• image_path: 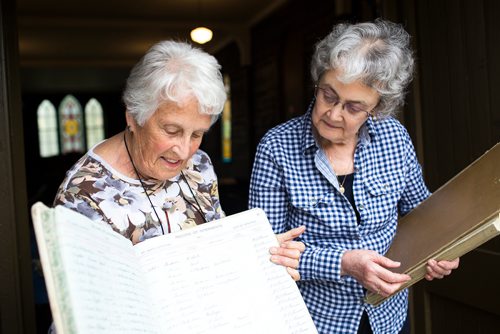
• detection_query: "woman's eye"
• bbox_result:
[324,93,338,104]
[166,129,180,136]
[346,104,366,114]
[192,133,203,139]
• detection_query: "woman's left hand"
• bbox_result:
[270,226,306,281]
[425,257,460,280]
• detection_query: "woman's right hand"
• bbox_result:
[341,249,411,297]
[270,226,306,281]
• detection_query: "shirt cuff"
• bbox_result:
[298,246,346,282]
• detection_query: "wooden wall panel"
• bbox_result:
[416,0,457,190]
[485,0,500,147]
[416,0,499,191]
[412,0,500,332]
[426,249,500,317]
[0,0,36,333]
[429,293,500,333]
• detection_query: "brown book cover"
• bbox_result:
[365,143,500,306]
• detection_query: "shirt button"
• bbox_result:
[358,204,365,210]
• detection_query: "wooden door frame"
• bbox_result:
[0,0,36,333]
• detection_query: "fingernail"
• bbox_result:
[269,247,278,254]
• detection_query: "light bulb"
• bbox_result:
[190,27,213,44]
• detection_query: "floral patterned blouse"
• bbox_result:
[54,148,225,244]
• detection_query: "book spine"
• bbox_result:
[365,214,500,306]
[33,204,77,333]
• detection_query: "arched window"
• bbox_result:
[37,100,59,157]
[84,98,105,149]
[59,95,84,154]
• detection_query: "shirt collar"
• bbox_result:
[359,115,377,146]
[300,100,318,154]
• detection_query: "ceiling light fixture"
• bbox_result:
[190,27,213,44]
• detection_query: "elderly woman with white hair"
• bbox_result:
[54,41,304,277]
[249,19,459,333]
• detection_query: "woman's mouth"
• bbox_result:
[162,157,182,167]
[323,120,342,129]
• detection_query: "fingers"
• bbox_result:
[377,268,411,284]
[271,227,306,282]
[374,255,405,270]
[371,255,411,283]
[371,276,410,297]
[342,250,411,297]
[269,246,302,281]
[442,257,460,269]
[270,251,301,281]
[276,225,306,243]
[425,258,459,281]
[270,246,301,268]
[281,240,306,253]
[286,267,301,281]
[272,227,306,268]
[371,268,411,297]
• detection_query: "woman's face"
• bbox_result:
[312,69,379,146]
[127,98,212,181]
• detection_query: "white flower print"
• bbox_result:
[54,149,224,241]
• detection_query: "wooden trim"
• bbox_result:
[0,0,36,332]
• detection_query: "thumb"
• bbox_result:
[276,225,306,243]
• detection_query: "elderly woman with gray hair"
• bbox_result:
[249,19,459,333]
[53,40,304,301]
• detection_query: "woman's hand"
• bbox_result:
[341,249,411,297]
[270,226,306,281]
[425,258,460,280]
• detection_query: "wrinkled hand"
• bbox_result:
[341,249,411,297]
[270,226,306,281]
[425,258,460,281]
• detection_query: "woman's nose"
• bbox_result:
[172,136,191,159]
[326,102,344,119]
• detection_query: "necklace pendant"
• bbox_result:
[339,184,345,194]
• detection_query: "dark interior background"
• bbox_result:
[1,0,499,333]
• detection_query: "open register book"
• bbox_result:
[365,143,500,306]
[32,203,318,334]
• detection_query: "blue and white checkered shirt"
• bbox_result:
[249,105,430,334]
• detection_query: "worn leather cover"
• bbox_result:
[366,142,500,305]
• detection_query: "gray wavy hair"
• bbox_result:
[123,41,227,126]
[311,19,414,118]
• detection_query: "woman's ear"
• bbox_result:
[125,112,136,133]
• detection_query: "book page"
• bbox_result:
[33,203,160,334]
[134,208,317,334]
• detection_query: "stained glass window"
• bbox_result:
[37,100,59,157]
[85,98,105,149]
[59,94,84,154]
[222,74,232,163]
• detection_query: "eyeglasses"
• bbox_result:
[314,85,375,117]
